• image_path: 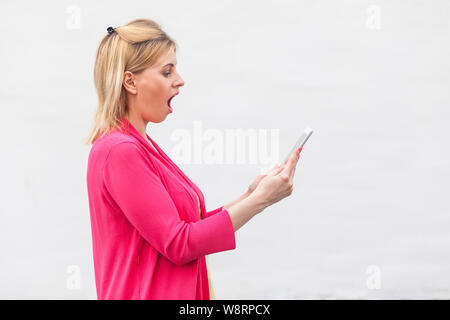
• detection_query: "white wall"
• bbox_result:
[0,0,449,299]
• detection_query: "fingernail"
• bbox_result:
[297,147,302,152]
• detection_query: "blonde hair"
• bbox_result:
[85,18,177,145]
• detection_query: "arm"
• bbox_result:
[223,190,251,211]
[204,193,265,232]
[204,190,251,219]
[226,193,266,232]
[103,142,236,265]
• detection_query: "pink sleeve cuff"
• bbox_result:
[189,208,236,260]
[204,206,225,219]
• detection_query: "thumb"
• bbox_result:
[273,166,284,175]
[265,163,278,171]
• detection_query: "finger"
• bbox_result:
[282,147,303,165]
[266,165,278,175]
[267,164,280,174]
[273,166,284,175]
[290,147,303,180]
[281,147,302,178]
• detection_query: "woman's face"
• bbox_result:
[123,47,184,123]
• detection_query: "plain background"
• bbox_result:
[0,0,449,299]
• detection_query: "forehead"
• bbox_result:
[155,48,177,68]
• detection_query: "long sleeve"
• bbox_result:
[102,142,236,266]
[204,206,225,219]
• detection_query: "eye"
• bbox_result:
[163,71,171,77]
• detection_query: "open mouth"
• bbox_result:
[167,93,178,113]
[167,97,173,113]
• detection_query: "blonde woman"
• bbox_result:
[86,18,303,300]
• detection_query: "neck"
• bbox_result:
[125,112,148,141]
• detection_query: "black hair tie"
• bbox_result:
[107,27,115,35]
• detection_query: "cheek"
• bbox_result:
[139,79,165,104]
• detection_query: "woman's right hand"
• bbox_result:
[250,147,303,209]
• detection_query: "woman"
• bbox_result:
[85,18,302,300]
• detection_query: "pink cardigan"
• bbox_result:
[86,117,236,299]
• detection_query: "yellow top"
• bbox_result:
[195,193,215,300]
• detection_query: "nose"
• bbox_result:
[174,73,185,88]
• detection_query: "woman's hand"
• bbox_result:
[250,147,302,209]
[247,164,285,194]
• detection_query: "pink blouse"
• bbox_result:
[86,117,236,299]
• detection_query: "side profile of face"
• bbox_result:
[123,47,184,124]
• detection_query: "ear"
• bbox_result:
[123,71,137,95]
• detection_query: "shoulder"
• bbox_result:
[94,131,136,151]
[103,135,156,171]
[91,131,141,156]
[89,131,146,167]
[101,140,161,185]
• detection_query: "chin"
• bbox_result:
[146,114,168,123]
[153,116,168,123]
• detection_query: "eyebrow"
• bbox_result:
[162,63,176,68]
